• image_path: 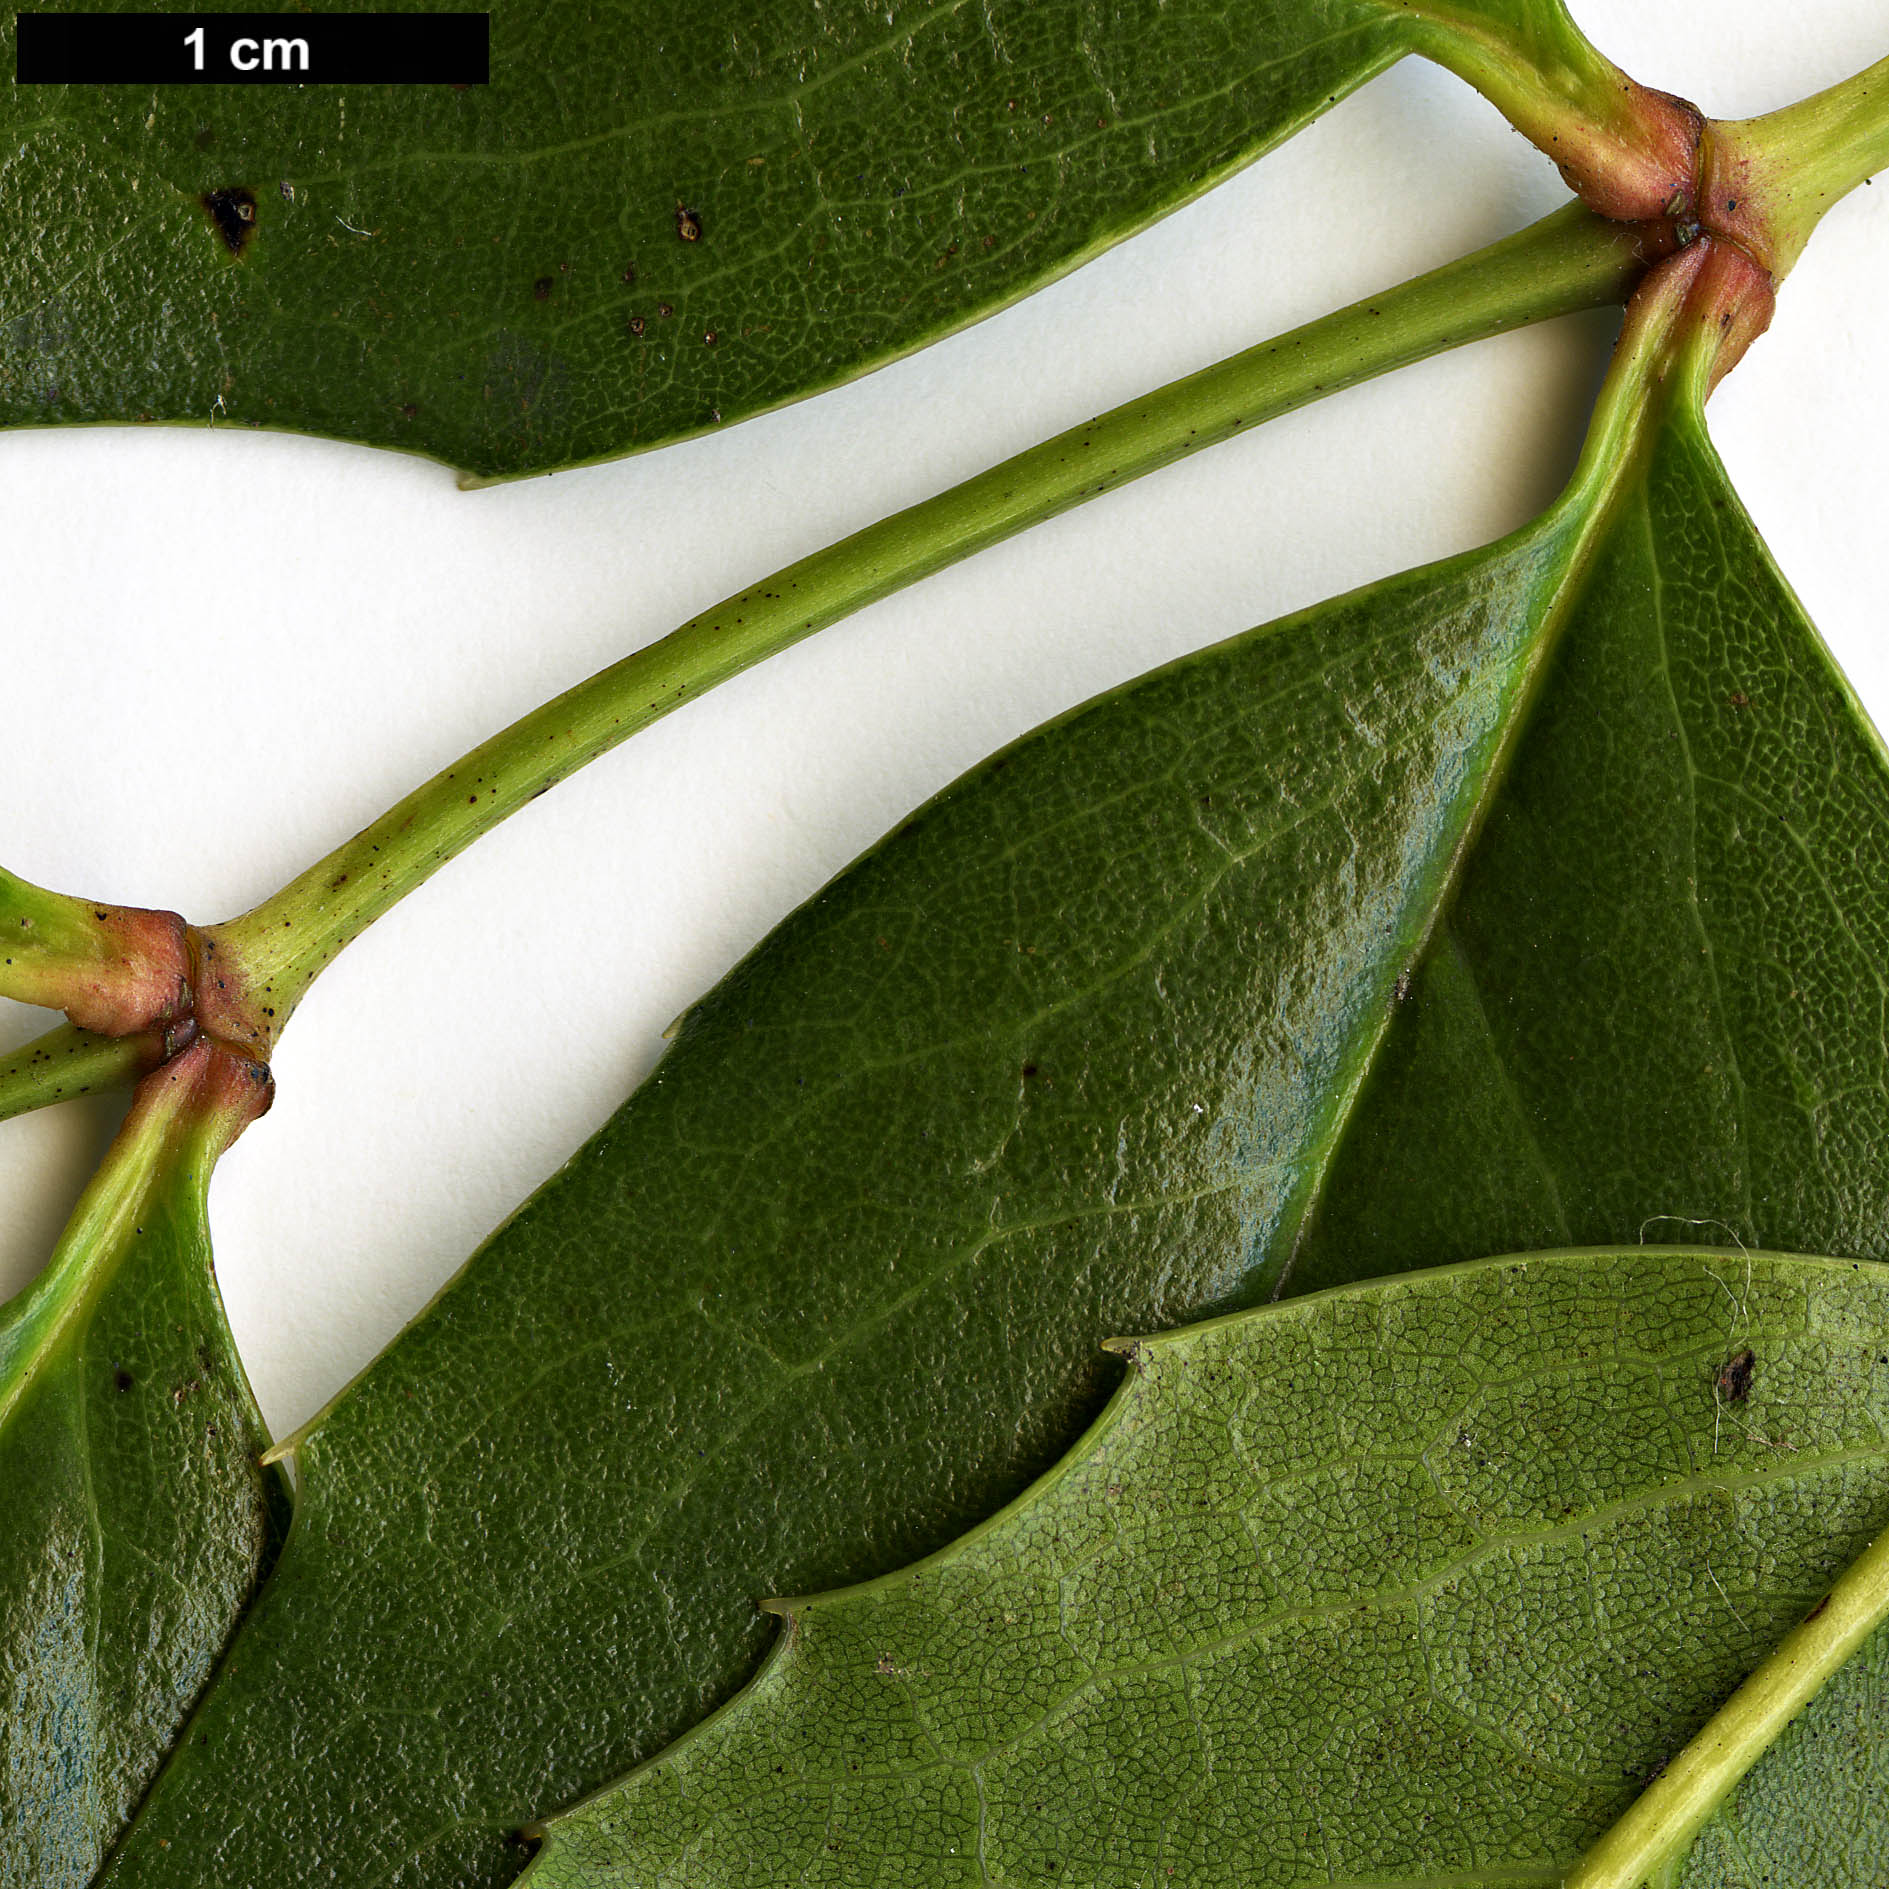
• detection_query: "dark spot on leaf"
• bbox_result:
[628,316,646,336]
[675,204,703,242]
[657,302,673,319]
[1728,690,1750,708]
[1022,1064,1039,1078]
[278,180,293,201]
[621,262,637,285]
[115,1368,135,1394]
[1717,1348,1756,1403]
[703,330,717,346]
[202,187,258,256]
[400,402,418,421]
[533,276,553,301]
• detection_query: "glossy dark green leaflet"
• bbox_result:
[519,1248,1889,1888]
[0,0,1593,479]
[0,1045,282,1889]
[100,295,1682,1888]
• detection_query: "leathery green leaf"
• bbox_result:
[1278,364,1889,1293]
[96,293,1666,1885]
[97,270,1866,1889]
[105,470,1620,1889]
[522,1247,1889,1888]
[0,0,1613,480]
[1667,1620,1889,1888]
[0,1043,282,1889]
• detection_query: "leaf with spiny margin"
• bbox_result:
[520,1248,1889,1888]
[103,341,1889,1888]
[99,441,1612,1889]
[0,0,1586,479]
[0,1045,283,1889]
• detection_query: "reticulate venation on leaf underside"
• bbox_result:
[2,2,1888,1886]
[93,178,1889,1889]
[524,1248,1889,1888]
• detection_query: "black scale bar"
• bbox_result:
[16,12,489,83]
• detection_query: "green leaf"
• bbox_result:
[0,0,1410,478]
[1670,1620,1889,1888]
[100,270,1875,1889]
[1,0,1653,483]
[105,460,1616,1889]
[0,1044,282,1889]
[517,1247,1889,1888]
[1278,372,1889,1295]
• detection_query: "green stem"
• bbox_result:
[0,1024,160,1125]
[214,203,1649,1046]
[1757,51,1889,191]
[1705,52,1889,277]
[1391,0,1701,224]
[1563,1514,1889,1888]
[0,868,190,1037]
[0,1037,267,1427]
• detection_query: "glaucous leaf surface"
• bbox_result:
[105,339,1889,1885]
[1671,1619,1889,1887]
[0,0,1585,479]
[0,1047,282,1889]
[523,1248,1889,1888]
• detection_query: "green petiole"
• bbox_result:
[207,203,1647,1048]
[1564,1514,1889,1888]
[0,1023,166,1126]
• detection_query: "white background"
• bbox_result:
[3,0,1886,1440]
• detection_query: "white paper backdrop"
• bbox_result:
[3,0,1886,1437]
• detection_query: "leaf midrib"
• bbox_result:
[605,1425,1859,1879]
[1273,378,1681,1295]
[246,15,1393,193]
